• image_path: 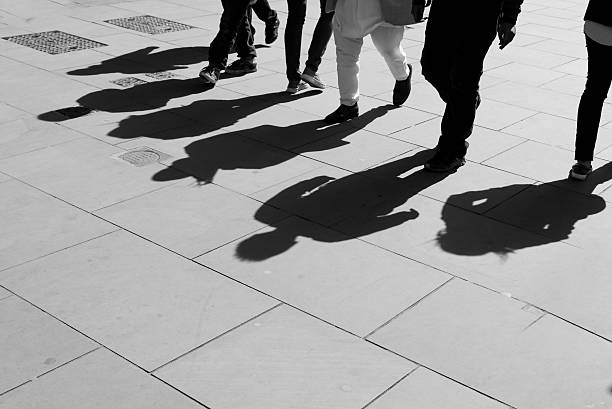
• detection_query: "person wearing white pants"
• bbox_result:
[324,0,413,124]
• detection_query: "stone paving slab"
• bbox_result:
[368,367,509,409]
[95,179,288,258]
[0,348,205,409]
[2,0,612,407]
[0,295,97,394]
[0,179,117,272]
[1,230,278,371]
[155,305,415,409]
[369,279,612,409]
[197,216,451,337]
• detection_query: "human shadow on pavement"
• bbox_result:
[66,46,209,76]
[152,104,397,184]
[38,78,212,121]
[104,89,321,140]
[437,162,612,257]
[235,149,453,261]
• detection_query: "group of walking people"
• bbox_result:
[199,0,612,181]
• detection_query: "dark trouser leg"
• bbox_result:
[251,0,277,23]
[209,0,253,69]
[235,7,257,61]
[575,36,612,161]
[304,0,333,73]
[285,0,307,81]
[425,35,494,155]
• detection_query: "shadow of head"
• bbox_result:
[436,176,610,257]
[235,229,298,261]
[67,46,209,76]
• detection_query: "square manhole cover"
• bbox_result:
[104,15,195,34]
[115,147,172,167]
[110,77,149,87]
[2,31,107,54]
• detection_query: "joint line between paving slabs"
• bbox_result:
[150,374,213,409]
[149,303,284,373]
[364,338,516,408]
[0,229,120,274]
[35,347,102,380]
[360,365,420,409]
[0,380,32,397]
[363,277,455,339]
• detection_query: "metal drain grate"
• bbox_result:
[116,147,172,167]
[110,77,149,87]
[2,31,107,54]
[145,71,176,80]
[104,15,195,34]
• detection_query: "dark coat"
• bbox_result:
[585,0,612,27]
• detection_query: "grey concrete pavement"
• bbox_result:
[1,0,612,408]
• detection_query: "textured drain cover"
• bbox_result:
[116,147,171,167]
[2,31,107,54]
[110,77,149,87]
[104,15,195,34]
[145,71,176,80]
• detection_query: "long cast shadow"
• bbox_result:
[38,78,212,120]
[104,89,322,140]
[152,104,397,184]
[235,149,453,261]
[437,162,612,256]
[66,46,209,76]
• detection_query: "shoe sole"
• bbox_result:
[323,112,358,124]
[286,82,309,94]
[424,157,466,173]
[569,170,589,180]
[199,73,217,84]
[301,74,325,89]
[225,67,257,75]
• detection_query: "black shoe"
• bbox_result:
[569,162,592,181]
[225,58,257,75]
[424,147,467,172]
[199,66,221,84]
[265,16,280,44]
[393,63,412,106]
[324,103,359,124]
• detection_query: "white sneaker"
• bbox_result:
[301,72,325,89]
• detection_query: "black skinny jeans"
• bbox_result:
[235,0,278,61]
[285,0,333,81]
[575,35,612,161]
[209,0,252,69]
[421,1,499,156]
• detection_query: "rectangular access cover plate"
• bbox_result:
[2,31,107,54]
[104,15,195,34]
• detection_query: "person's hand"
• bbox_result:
[497,21,516,49]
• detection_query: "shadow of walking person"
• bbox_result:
[437,162,612,257]
[38,78,212,121]
[235,149,454,261]
[66,46,209,76]
[105,89,321,140]
[152,105,396,184]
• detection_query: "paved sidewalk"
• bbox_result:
[1,0,612,408]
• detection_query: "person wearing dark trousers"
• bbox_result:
[226,0,280,76]
[421,0,522,172]
[570,0,612,180]
[199,0,255,85]
[251,0,280,45]
[284,0,334,93]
